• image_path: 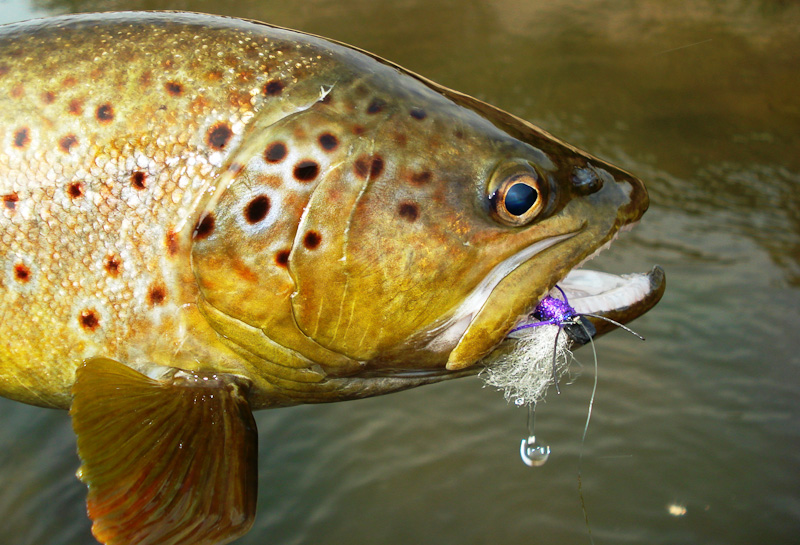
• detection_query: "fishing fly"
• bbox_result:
[483,284,647,543]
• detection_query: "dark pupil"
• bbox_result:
[505,183,538,216]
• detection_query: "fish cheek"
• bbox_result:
[291,167,485,362]
[191,173,296,330]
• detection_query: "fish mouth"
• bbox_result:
[516,265,666,346]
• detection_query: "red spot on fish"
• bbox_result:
[275,249,290,267]
[59,135,78,153]
[206,70,223,81]
[193,214,215,240]
[79,309,100,331]
[166,232,180,256]
[62,76,77,88]
[13,264,30,283]
[139,70,152,87]
[42,91,56,104]
[367,98,386,114]
[264,79,285,96]
[13,127,29,149]
[104,255,122,277]
[131,171,147,190]
[294,161,319,182]
[393,132,408,147]
[3,193,18,210]
[207,123,233,150]
[162,58,175,70]
[165,81,183,96]
[96,103,114,123]
[148,284,167,306]
[264,142,287,163]
[398,202,420,222]
[352,125,366,136]
[245,195,270,223]
[410,170,432,185]
[410,107,427,120]
[303,231,322,250]
[67,182,84,199]
[354,155,384,179]
[68,99,83,115]
[318,133,338,151]
[10,85,24,99]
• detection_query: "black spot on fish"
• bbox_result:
[165,81,183,96]
[96,103,114,123]
[303,231,322,250]
[59,135,78,153]
[354,155,384,179]
[131,171,147,190]
[318,133,338,151]
[410,170,432,185]
[67,182,84,199]
[193,214,215,240]
[13,264,30,283]
[3,193,18,210]
[264,79,285,96]
[13,127,29,149]
[275,249,290,267]
[294,161,319,182]
[148,284,167,306]
[245,195,270,223]
[410,107,427,120]
[42,91,55,104]
[79,309,100,331]
[104,255,122,277]
[398,202,420,222]
[265,142,287,163]
[367,98,386,114]
[207,123,233,150]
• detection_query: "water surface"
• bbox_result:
[1,1,798,544]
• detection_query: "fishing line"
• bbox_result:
[577,320,598,545]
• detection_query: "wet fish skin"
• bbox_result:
[0,12,647,411]
[0,13,657,544]
[0,13,345,408]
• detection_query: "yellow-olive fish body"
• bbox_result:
[0,12,663,545]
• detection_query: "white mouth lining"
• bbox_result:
[425,232,577,352]
[558,269,653,315]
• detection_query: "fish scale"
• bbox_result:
[0,14,339,408]
[0,12,661,545]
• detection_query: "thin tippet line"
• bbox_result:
[577,320,598,545]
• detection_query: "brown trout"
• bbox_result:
[0,11,664,545]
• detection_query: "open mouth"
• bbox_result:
[509,265,666,346]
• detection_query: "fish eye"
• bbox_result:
[488,161,547,226]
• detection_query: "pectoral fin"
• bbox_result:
[70,357,258,545]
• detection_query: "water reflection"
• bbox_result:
[0,1,798,544]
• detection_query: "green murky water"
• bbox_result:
[1,1,798,544]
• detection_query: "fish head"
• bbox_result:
[191,58,657,404]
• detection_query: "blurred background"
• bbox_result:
[0,1,798,544]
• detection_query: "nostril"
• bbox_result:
[571,166,603,195]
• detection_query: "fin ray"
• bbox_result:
[71,357,258,545]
